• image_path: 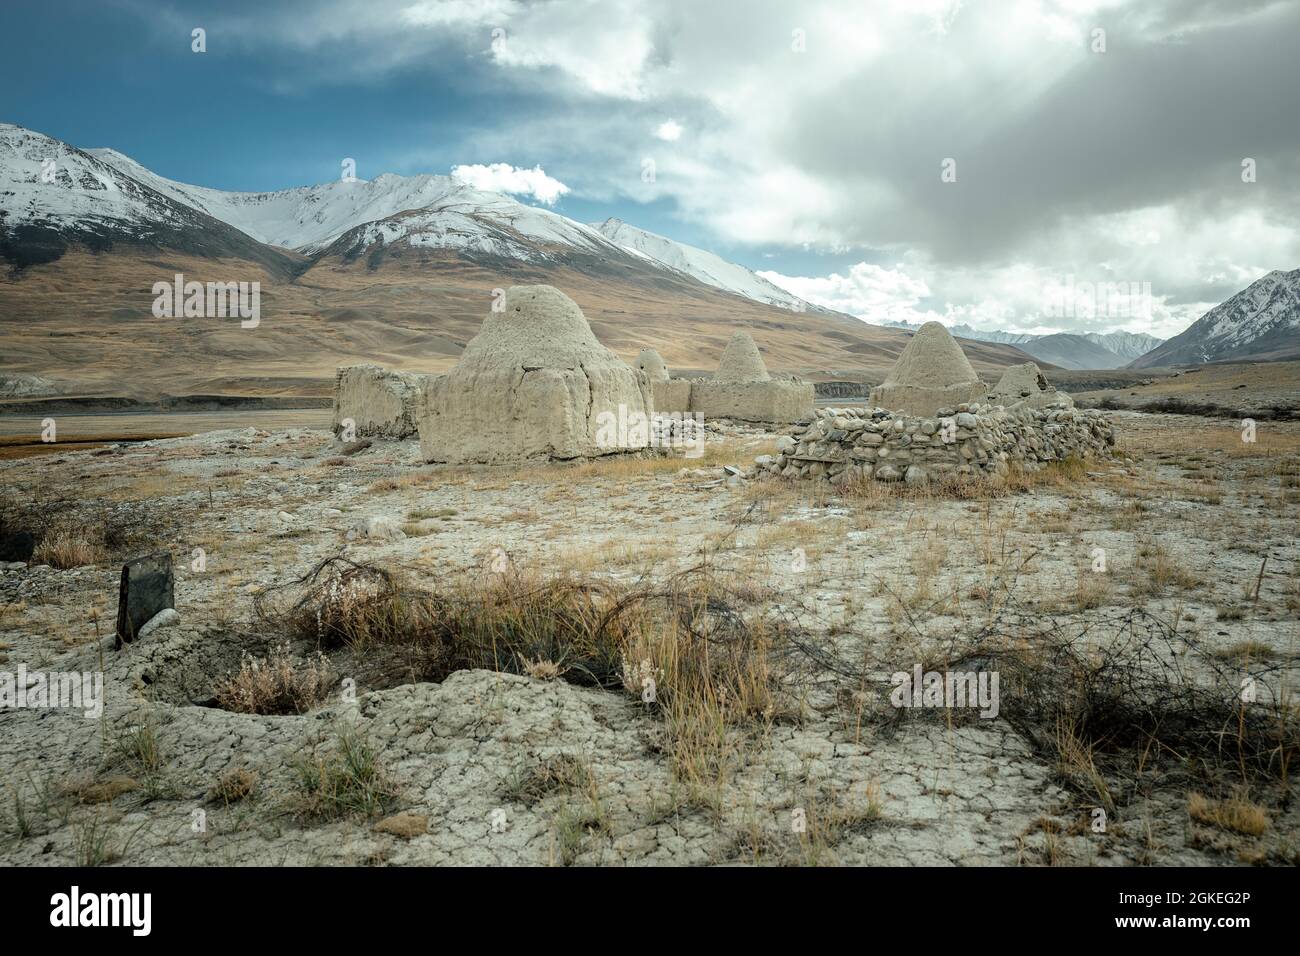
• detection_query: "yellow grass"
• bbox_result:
[1187,791,1269,836]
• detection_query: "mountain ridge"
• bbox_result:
[4,124,827,315]
[1128,269,1300,368]
[879,318,1163,369]
[0,123,1084,397]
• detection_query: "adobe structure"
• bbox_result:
[688,331,814,424]
[635,348,692,413]
[988,361,1074,409]
[332,364,426,439]
[416,285,654,464]
[869,321,987,416]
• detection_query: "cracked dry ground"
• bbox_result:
[1,410,1297,866]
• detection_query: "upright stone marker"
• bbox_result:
[115,552,174,649]
[0,530,35,562]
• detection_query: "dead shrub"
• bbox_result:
[922,599,1300,796]
[256,557,789,783]
[213,643,334,715]
[211,768,258,803]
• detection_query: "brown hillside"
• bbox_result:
[0,245,1045,399]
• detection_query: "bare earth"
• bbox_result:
[0,249,1045,400]
[0,410,1297,866]
[1073,360,1300,420]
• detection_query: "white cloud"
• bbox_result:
[400,0,517,28]
[655,120,683,141]
[138,0,1300,339]
[759,263,932,324]
[450,162,570,204]
[483,0,655,99]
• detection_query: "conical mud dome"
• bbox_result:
[459,285,612,370]
[714,331,770,382]
[636,348,670,382]
[882,321,978,388]
[870,321,987,415]
[418,285,653,463]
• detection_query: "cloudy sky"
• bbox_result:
[5,0,1299,337]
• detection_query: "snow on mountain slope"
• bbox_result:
[594,218,816,311]
[0,123,297,272]
[1130,269,1300,368]
[87,148,615,258]
[1080,331,1163,362]
[880,320,1164,366]
[4,124,838,312]
[1,124,208,236]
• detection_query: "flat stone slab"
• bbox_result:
[115,552,174,649]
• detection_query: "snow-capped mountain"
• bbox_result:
[879,319,1162,369]
[594,218,816,312]
[1081,331,1163,363]
[0,124,820,313]
[881,320,1034,346]
[1129,269,1300,368]
[0,123,294,272]
[87,146,619,260]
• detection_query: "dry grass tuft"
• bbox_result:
[502,754,596,806]
[258,557,788,784]
[211,768,258,804]
[32,524,105,569]
[294,727,399,821]
[213,643,334,715]
[66,776,139,805]
[1188,791,1269,836]
[374,811,427,839]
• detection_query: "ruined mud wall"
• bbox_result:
[689,377,814,425]
[653,378,694,414]
[332,365,430,439]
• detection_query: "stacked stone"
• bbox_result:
[756,402,1116,487]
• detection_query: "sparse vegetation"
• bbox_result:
[1188,791,1269,836]
[6,399,1299,868]
[211,768,258,804]
[293,728,399,821]
[32,523,105,568]
[213,643,335,715]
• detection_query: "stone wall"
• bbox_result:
[757,401,1116,487]
[332,365,429,439]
